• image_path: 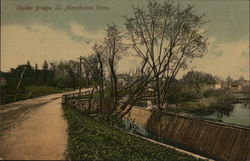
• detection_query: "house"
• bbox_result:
[231,81,242,91]
[117,73,132,85]
[0,77,6,86]
[214,81,222,89]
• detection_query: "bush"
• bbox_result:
[167,85,201,103]
[240,85,250,95]
[25,85,70,98]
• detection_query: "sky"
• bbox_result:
[1,0,249,80]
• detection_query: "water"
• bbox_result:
[203,102,250,127]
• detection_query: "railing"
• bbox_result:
[62,89,96,103]
[61,88,158,115]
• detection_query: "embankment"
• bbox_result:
[125,107,250,161]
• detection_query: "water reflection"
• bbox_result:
[135,99,250,127]
[203,102,250,127]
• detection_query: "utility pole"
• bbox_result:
[77,56,83,93]
[17,67,27,90]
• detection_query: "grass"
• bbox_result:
[62,105,201,161]
[25,85,72,98]
[0,86,73,104]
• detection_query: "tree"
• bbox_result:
[35,64,38,70]
[239,76,245,82]
[225,75,233,88]
[125,1,208,113]
[93,43,106,112]
[27,60,31,68]
[104,24,126,112]
[64,60,80,90]
[181,71,216,93]
[42,60,49,70]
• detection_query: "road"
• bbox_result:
[0,89,89,160]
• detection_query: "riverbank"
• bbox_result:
[62,104,202,161]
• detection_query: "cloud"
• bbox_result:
[189,40,249,79]
[2,24,249,80]
[1,24,95,71]
[69,23,105,42]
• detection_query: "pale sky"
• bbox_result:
[1,0,249,80]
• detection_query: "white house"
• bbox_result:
[0,77,6,86]
[214,81,222,89]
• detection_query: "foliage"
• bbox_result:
[25,85,71,98]
[62,105,200,161]
[166,80,201,103]
[240,85,250,96]
[42,60,49,70]
[167,88,234,116]
[181,71,216,93]
[3,64,55,95]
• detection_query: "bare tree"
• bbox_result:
[93,43,107,113]
[104,24,126,112]
[64,60,80,90]
[125,1,208,113]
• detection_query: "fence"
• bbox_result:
[62,90,93,104]
[62,90,118,114]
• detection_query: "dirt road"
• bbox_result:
[0,89,90,160]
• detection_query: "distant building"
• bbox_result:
[117,74,132,85]
[231,81,242,91]
[0,77,6,86]
[214,81,222,89]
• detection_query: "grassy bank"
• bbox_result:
[25,85,72,98]
[0,86,72,104]
[62,105,201,161]
[166,89,235,116]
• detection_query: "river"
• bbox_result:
[202,101,250,127]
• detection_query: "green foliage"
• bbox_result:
[240,85,250,96]
[42,60,49,70]
[25,85,61,98]
[177,101,212,115]
[166,81,201,103]
[101,114,125,128]
[2,60,82,97]
[181,71,216,94]
[167,88,234,116]
[62,105,200,161]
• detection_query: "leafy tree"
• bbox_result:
[225,75,233,88]
[64,60,79,90]
[42,60,49,70]
[27,60,31,68]
[181,71,216,93]
[35,64,38,70]
[239,76,245,82]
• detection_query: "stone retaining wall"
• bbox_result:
[125,107,250,161]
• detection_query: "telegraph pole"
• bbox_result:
[77,56,83,93]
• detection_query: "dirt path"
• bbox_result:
[0,89,90,160]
